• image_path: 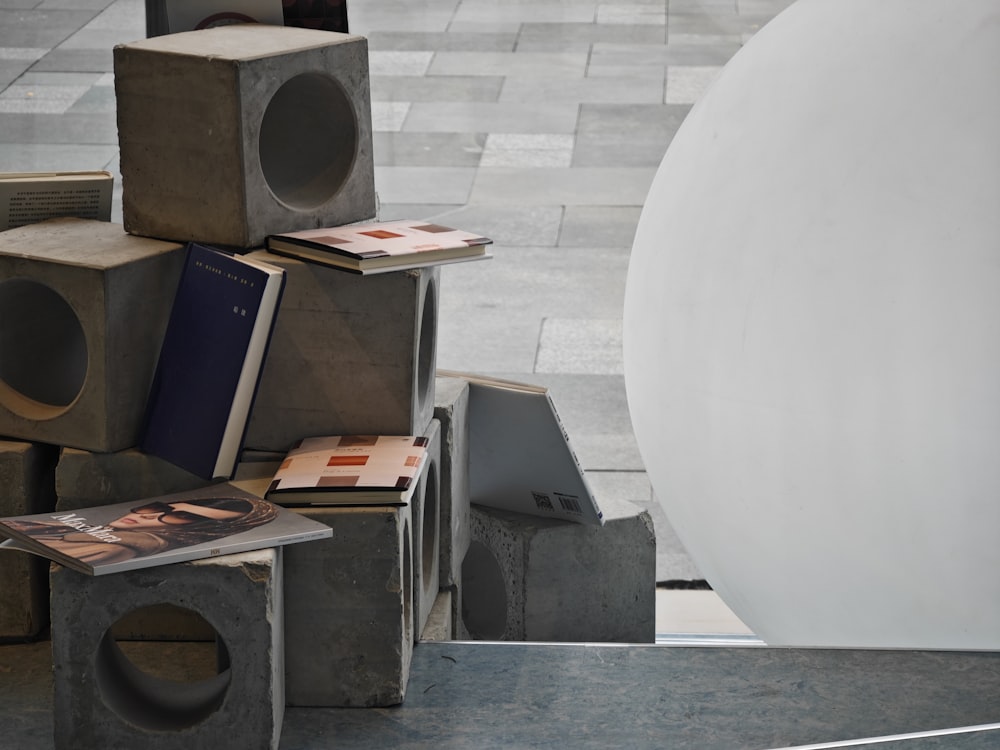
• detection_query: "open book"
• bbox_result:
[0,171,112,230]
[439,370,604,525]
[0,484,331,576]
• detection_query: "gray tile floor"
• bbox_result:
[1,0,802,583]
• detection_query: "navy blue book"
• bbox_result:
[141,243,286,480]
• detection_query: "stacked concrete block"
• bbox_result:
[54,448,218,641]
[464,497,657,643]
[50,548,285,750]
[0,440,58,640]
[55,447,210,512]
[413,418,441,640]
[432,373,472,638]
[0,218,184,452]
[243,251,439,452]
[114,25,376,248]
[283,501,414,707]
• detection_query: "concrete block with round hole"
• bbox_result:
[413,418,441,640]
[0,439,58,640]
[50,547,284,750]
[0,218,185,452]
[463,498,657,643]
[55,447,210,512]
[242,251,439,452]
[114,25,376,248]
[283,500,415,707]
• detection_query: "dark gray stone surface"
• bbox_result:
[3,640,998,750]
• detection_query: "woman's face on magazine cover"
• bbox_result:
[110,501,246,530]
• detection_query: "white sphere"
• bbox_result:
[624,0,1000,648]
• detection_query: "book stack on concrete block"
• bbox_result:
[0,21,657,748]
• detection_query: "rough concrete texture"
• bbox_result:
[0,440,58,640]
[114,26,376,248]
[55,447,210,511]
[420,589,454,642]
[0,218,185,452]
[53,449,250,641]
[284,503,414,707]
[465,497,657,643]
[243,252,438,451]
[50,548,284,750]
[432,374,471,636]
[413,419,441,640]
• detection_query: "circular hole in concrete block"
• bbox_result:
[259,72,358,210]
[420,462,439,598]
[461,540,508,640]
[416,275,437,418]
[96,605,230,731]
[0,278,87,419]
[403,518,413,642]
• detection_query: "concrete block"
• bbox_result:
[420,589,454,642]
[53,448,230,642]
[114,25,376,248]
[51,548,284,750]
[432,374,471,636]
[463,497,657,643]
[284,503,414,707]
[55,447,210,512]
[0,440,58,640]
[0,218,184,452]
[414,418,441,640]
[243,251,439,451]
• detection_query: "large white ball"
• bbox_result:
[624,0,1000,649]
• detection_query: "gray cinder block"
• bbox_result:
[414,419,441,640]
[464,498,657,643]
[114,25,376,248]
[51,548,284,750]
[243,252,439,451]
[0,218,184,452]
[284,503,414,707]
[53,448,235,642]
[55,447,209,512]
[0,440,58,640]
[433,374,471,636]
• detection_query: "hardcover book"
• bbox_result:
[141,243,286,480]
[438,370,604,526]
[265,219,492,275]
[0,171,112,231]
[0,484,332,576]
[265,435,429,505]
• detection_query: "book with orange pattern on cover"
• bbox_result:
[265,219,492,275]
[264,435,429,505]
